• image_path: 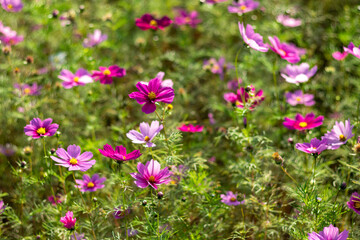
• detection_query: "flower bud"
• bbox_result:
[2,46,11,55]
[157,192,164,200]
[24,146,32,155]
[287,138,294,144]
[340,182,347,190]
[93,197,97,202]
[20,161,26,168]
[50,148,56,154]
[272,152,283,165]
[142,200,147,206]
[52,10,59,18]
[181,197,186,202]
[353,143,360,154]
[26,56,34,64]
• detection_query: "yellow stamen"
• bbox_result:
[73,76,79,82]
[144,136,150,142]
[149,20,157,27]
[296,97,301,102]
[230,197,236,202]
[339,134,346,142]
[103,69,111,75]
[299,122,307,128]
[278,49,286,56]
[7,4,13,9]
[36,127,46,135]
[148,91,156,100]
[69,158,78,165]
[148,176,156,183]
[87,182,94,188]
[240,5,247,10]
[24,88,31,94]
[354,202,360,209]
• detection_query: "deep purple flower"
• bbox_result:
[92,65,126,84]
[228,0,259,14]
[308,224,349,240]
[285,90,315,106]
[14,83,41,96]
[0,24,23,45]
[1,0,23,12]
[332,51,348,61]
[24,118,59,139]
[203,57,234,80]
[58,68,93,89]
[113,205,131,219]
[50,145,96,172]
[268,36,302,63]
[129,76,175,114]
[60,211,76,230]
[75,174,106,192]
[221,191,245,206]
[224,85,265,110]
[347,192,360,215]
[83,29,107,48]
[135,14,172,31]
[276,15,302,27]
[126,121,163,147]
[295,138,328,155]
[99,144,141,162]
[130,159,171,189]
[283,113,323,131]
[322,119,354,150]
[344,42,360,59]
[281,63,317,84]
[0,200,6,214]
[238,22,268,52]
[174,9,201,28]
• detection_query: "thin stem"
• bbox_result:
[272,58,279,108]
[72,172,86,207]
[280,166,298,184]
[155,109,171,153]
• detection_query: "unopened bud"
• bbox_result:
[288,138,294,144]
[272,152,283,165]
[340,182,347,190]
[142,200,147,206]
[157,192,164,200]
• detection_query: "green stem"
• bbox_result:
[155,109,171,154]
[72,172,86,207]
[272,58,279,108]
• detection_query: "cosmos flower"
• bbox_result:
[0,24,23,45]
[24,118,59,139]
[221,191,245,206]
[75,174,106,192]
[347,192,360,215]
[128,76,175,114]
[174,8,201,28]
[60,211,76,230]
[228,0,259,14]
[285,90,315,106]
[130,159,171,189]
[126,121,163,148]
[83,29,107,48]
[238,22,268,52]
[178,124,204,133]
[276,15,302,27]
[224,85,265,110]
[14,83,42,96]
[308,224,349,240]
[113,205,131,219]
[281,63,318,84]
[268,36,302,63]
[48,195,63,206]
[332,51,348,61]
[139,71,174,88]
[205,0,228,4]
[50,145,96,172]
[295,138,328,155]
[92,65,126,84]
[70,233,86,240]
[203,57,234,80]
[344,42,360,59]
[58,68,93,89]
[98,144,141,162]
[135,13,172,31]
[0,200,6,214]
[1,0,23,12]
[322,119,354,150]
[283,113,324,131]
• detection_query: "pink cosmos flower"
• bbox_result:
[295,138,328,155]
[283,113,324,131]
[60,211,76,230]
[130,159,171,189]
[50,145,96,172]
[126,121,163,148]
[135,14,172,31]
[128,76,175,114]
[174,8,201,28]
[208,113,216,125]
[0,24,23,46]
[140,72,173,88]
[281,63,317,84]
[99,144,141,162]
[178,124,204,133]
[91,65,126,84]
[24,118,59,139]
[14,83,42,96]
[276,15,302,27]
[0,200,6,214]
[308,224,349,240]
[221,191,245,206]
[203,57,234,80]
[48,195,62,206]
[268,36,302,63]
[322,119,354,150]
[75,174,106,192]
[228,0,259,14]
[347,192,360,215]
[224,85,264,110]
[238,22,268,52]
[58,68,93,89]
[83,29,107,48]
[332,51,348,61]
[285,90,315,106]
[205,0,228,4]
[344,42,360,59]
[1,0,23,12]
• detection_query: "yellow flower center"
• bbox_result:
[170,180,176,184]
[148,91,157,100]
[354,201,360,209]
[310,147,317,150]
[299,122,307,128]
[7,4,13,9]
[166,104,173,110]
[339,134,346,142]
[87,182,95,188]
[185,17,191,23]
[69,158,78,165]
[24,88,31,94]
[230,197,236,202]
[36,127,46,135]
[122,155,126,160]
[144,136,150,142]
[73,76,79,82]
[148,176,156,183]
[150,20,157,27]
[278,49,286,56]
[296,97,301,102]
[103,69,111,75]
[240,5,247,10]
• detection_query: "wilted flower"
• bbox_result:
[285,90,315,106]
[48,195,62,206]
[295,138,328,155]
[24,118,59,139]
[92,65,126,85]
[308,224,348,240]
[99,144,141,162]
[203,57,234,80]
[220,191,245,206]
[1,0,23,12]
[60,211,76,230]
[224,85,264,110]
[113,205,131,219]
[322,119,354,150]
[276,15,302,27]
[268,36,303,63]
[0,200,6,214]
[58,69,93,89]
[135,13,172,31]
[344,42,360,59]
[130,159,171,189]
[283,113,323,131]
[126,121,163,147]
[83,29,107,48]
[228,0,259,14]
[174,8,201,28]
[347,192,360,215]
[178,124,204,133]
[238,22,268,52]
[75,174,106,192]
[281,63,317,84]
[50,145,96,172]
[332,51,348,61]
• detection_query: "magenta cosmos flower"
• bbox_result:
[322,119,354,150]
[0,25,23,46]
[60,211,76,230]
[220,191,245,206]
[126,121,163,148]
[135,13,172,31]
[205,0,227,4]
[48,195,62,206]
[75,174,106,192]
[281,63,317,84]
[347,192,360,215]
[58,68,93,89]
[24,118,59,139]
[174,9,201,28]
[295,138,328,155]
[285,90,315,106]
[0,200,6,214]
[50,145,96,172]
[308,224,349,240]
[224,85,264,110]
[128,76,175,114]
[203,57,234,80]
[268,36,303,63]
[283,113,324,131]
[130,159,171,189]
[344,42,360,59]
[1,0,23,12]
[228,0,259,14]
[83,29,107,48]
[178,124,204,133]
[332,51,348,61]
[140,72,173,88]
[14,83,41,96]
[99,144,141,162]
[276,15,302,27]
[238,22,268,52]
[92,65,126,84]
